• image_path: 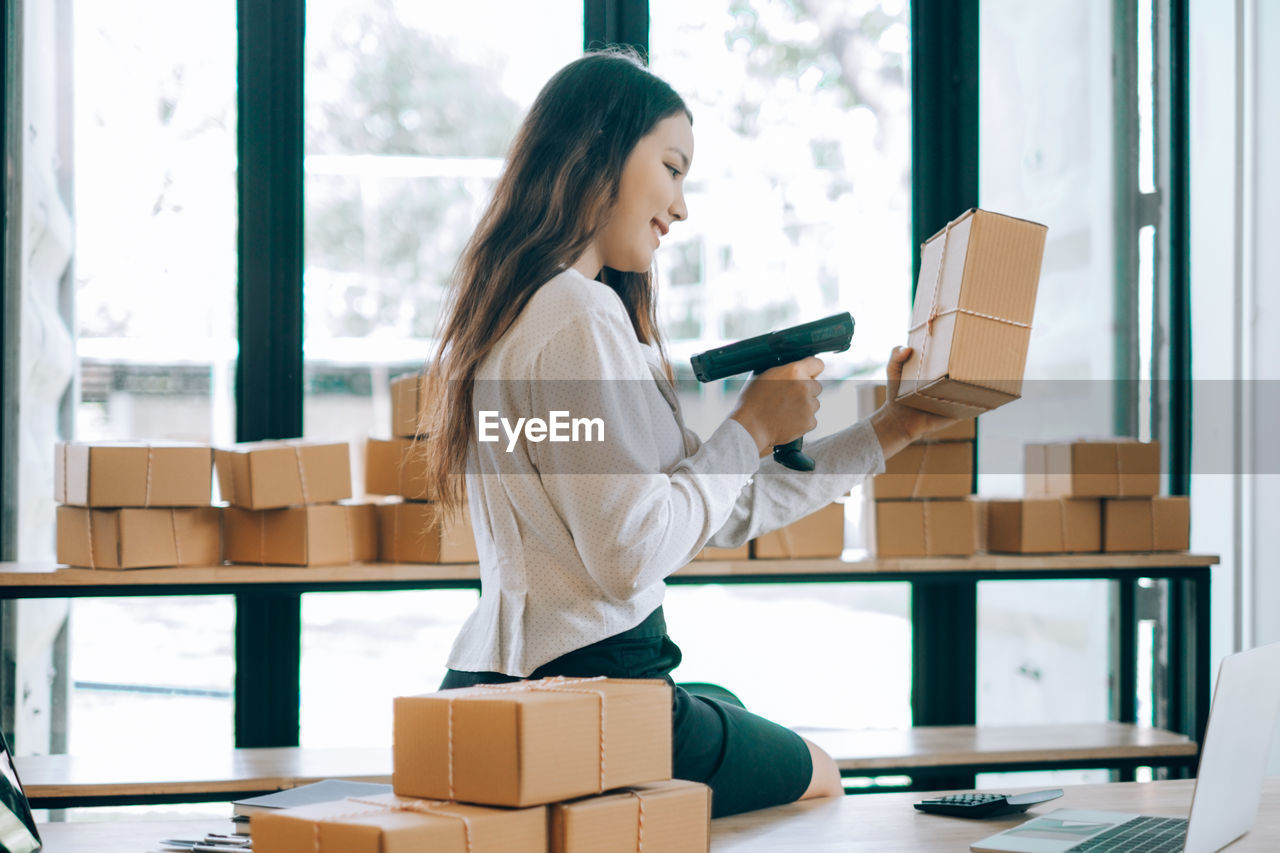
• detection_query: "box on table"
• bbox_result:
[550,780,710,853]
[390,373,431,439]
[855,383,976,442]
[692,543,750,561]
[984,498,1102,554]
[56,506,221,569]
[251,792,546,853]
[897,208,1047,419]
[1103,497,1190,552]
[224,503,377,566]
[1025,439,1160,498]
[394,677,671,808]
[366,437,435,500]
[55,441,212,507]
[750,503,844,559]
[871,498,978,557]
[214,441,352,509]
[871,441,973,500]
[377,500,478,563]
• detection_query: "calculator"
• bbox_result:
[912,788,1064,818]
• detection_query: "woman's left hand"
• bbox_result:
[869,346,965,460]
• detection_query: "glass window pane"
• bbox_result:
[651,0,913,731]
[8,0,237,760]
[299,1,582,747]
[977,1,1117,728]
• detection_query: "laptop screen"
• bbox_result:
[0,732,40,853]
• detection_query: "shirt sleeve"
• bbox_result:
[525,305,762,600]
[694,417,887,549]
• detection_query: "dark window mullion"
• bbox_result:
[585,0,648,56]
[234,0,305,750]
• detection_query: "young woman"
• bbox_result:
[420,49,954,818]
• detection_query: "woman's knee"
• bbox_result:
[798,738,843,801]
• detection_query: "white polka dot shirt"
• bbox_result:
[446,268,886,676]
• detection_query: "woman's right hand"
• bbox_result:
[729,357,825,458]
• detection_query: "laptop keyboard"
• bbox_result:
[1065,815,1188,852]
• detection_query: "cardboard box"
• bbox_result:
[985,498,1102,554]
[750,503,844,559]
[54,441,212,507]
[872,441,973,500]
[872,499,978,557]
[251,792,546,853]
[391,372,430,439]
[692,543,750,561]
[56,506,221,569]
[214,441,352,509]
[224,503,377,566]
[365,438,434,500]
[855,383,976,442]
[898,208,1047,418]
[1103,497,1190,552]
[377,500,478,563]
[550,780,711,853]
[394,677,672,808]
[1025,440,1160,498]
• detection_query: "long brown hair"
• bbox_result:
[420,49,692,523]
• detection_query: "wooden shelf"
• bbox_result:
[0,552,1218,591]
[796,722,1197,772]
[18,746,390,803]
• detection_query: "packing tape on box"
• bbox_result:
[289,797,476,853]
[464,675,611,798]
[907,215,1032,408]
[293,445,311,504]
[80,508,185,570]
[921,503,931,555]
[1056,499,1068,552]
[83,509,96,569]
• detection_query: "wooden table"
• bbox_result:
[35,778,1280,852]
[0,552,1217,769]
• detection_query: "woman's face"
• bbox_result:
[594,113,693,273]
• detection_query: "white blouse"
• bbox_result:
[446,267,885,676]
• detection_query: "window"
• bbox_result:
[650,0,914,730]
[297,0,584,748]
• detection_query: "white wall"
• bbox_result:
[1188,0,1280,770]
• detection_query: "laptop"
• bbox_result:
[971,640,1280,853]
[0,730,40,853]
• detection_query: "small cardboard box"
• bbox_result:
[692,543,750,561]
[750,503,844,559]
[365,438,434,500]
[251,792,546,853]
[224,503,377,566]
[394,678,672,808]
[872,499,977,557]
[1103,497,1190,552]
[377,500,478,563]
[390,373,430,439]
[550,780,711,853]
[54,441,212,507]
[985,498,1102,554]
[214,441,352,509]
[56,506,222,569]
[855,383,977,442]
[872,441,973,500]
[898,208,1047,418]
[1025,440,1160,498]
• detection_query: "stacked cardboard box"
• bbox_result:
[750,502,845,559]
[983,439,1188,553]
[216,440,376,566]
[368,374,479,564]
[252,677,711,853]
[55,441,221,569]
[856,384,979,557]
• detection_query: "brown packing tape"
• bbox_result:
[84,508,95,569]
[294,445,310,504]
